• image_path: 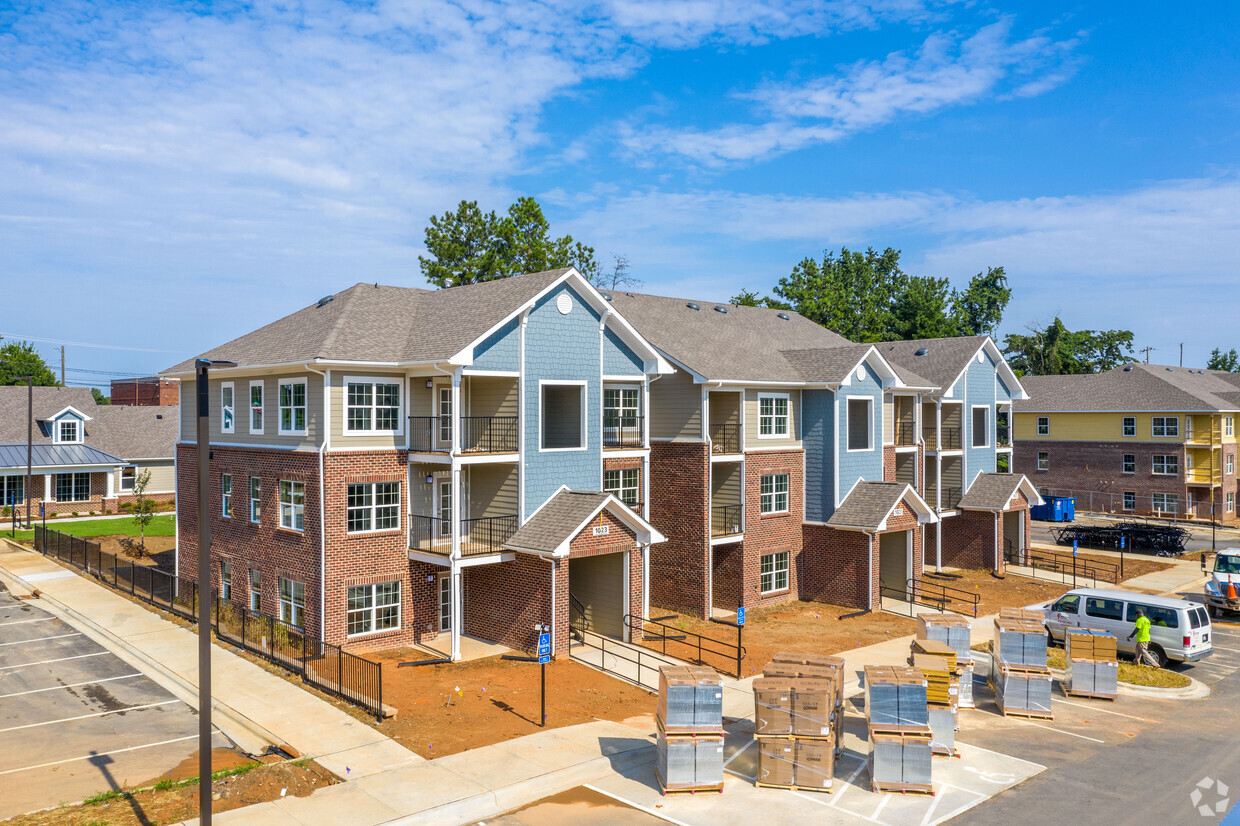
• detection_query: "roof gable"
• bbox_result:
[827,481,937,532]
[504,487,666,556]
[957,472,1043,511]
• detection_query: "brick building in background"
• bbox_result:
[111,376,179,406]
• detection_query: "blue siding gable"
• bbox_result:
[802,389,834,522]
[602,327,644,376]
[472,316,519,372]
[836,362,886,508]
[964,348,997,479]
[522,283,604,519]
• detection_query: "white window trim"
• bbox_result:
[220,381,235,434]
[221,561,232,601]
[343,375,405,436]
[249,380,264,435]
[120,466,136,492]
[249,477,261,524]
[760,551,790,594]
[1122,491,1136,511]
[55,472,90,502]
[1153,493,1178,512]
[1122,454,1135,474]
[538,379,588,452]
[603,467,641,507]
[249,569,261,612]
[1151,416,1179,438]
[278,378,309,436]
[346,581,402,638]
[970,404,990,449]
[1122,416,1136,437]
[845,395,875,452]
[757,392,791,440]
[1036,416,1049,436]
[346,481,402,534]
[760,473,790,514]
[279,479,305,531]
[55,417,82,444]
[222,473,232,518]
[1152,454,1179,476]
[1225,416,1235,438]
[278,577,305,627]
[1037,451,1049,471]
[1227,455,1235,475]
[1227,492,1235,513]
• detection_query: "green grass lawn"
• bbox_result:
[5,513,176,543]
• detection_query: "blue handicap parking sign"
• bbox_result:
[538,654,550,664]
[537,632,551,657]
[1073,539,1078,556]
[737,607,746,626]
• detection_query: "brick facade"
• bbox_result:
[649,441,711,617]
[924,492,1030,571]
[738,449,804,609]
[110,378,180,406]
[801,525,871,609]
[602,456,645,508]
[464,554,556,655]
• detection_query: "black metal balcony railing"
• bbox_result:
[996,426,1011,447]
[409,416,449,452]
[894,421,917,447]
[603,415,644,448]
[922,425,962,451]
[461,416,518,453]
[409,514,519,557]
[711,504,743,538]
[710,422,742,454]
[941,487,962,509]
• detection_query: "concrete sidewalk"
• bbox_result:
[0,540,420,781]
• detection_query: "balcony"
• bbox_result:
[1187,468,1223,486]
[408,415,519,454]
[894,421,917,447]
[922,425,962,451]
[409,514,519,557]
[1186,429,1222,446]
[996,426,1011,448]
[603,415,644,449]
[710,422,742,454]
[711,504,743,538]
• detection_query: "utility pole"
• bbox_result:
[1139,346,1155,364]
[25,376,32,529]
[1179,343,1184,367]
[60,346,65,387]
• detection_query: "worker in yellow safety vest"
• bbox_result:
[1128,608,1158,667]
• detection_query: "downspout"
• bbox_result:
[304,363,330,642]
[868,532,875,612]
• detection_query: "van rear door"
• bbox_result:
[1187,607,1213,657]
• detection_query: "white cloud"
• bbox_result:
[624,18,1082,164]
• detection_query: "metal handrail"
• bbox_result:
[570,630,660,692]
[408,416,450,452]
[710,504,742,537]
[624,614,745,678]
[461,416,518,453]
[603,415,644,448]
[408,514,518,556]
[569,592,589,638]
[923,425,963,450]
[1003,545,1120,584]
[894,421,917,446]
[884,577,980,617]
[709,422,742,454]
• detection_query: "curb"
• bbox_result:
[0,546,281,755]
[972,650,1210,700]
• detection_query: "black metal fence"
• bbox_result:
[32,525,385,719]
[709,422,742,454]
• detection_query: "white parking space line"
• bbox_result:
[0,734,198,776]
[1017,719,1105,743]
[0,651,107,670]
[583,784,692,826]
[0,617,54,628]
[1053,699,1155,722]
[0,699,179,733]
[0,632,81,647]
[1188,660,1238,669]
[723,738,753,768]
[1206,645,1240,653]
[919,788,944,826]
[0,672,143,699]
[825,755,867,806]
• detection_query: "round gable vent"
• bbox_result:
[856,366,866,380]
[556,293,572,315]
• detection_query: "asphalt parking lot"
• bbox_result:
[0,580,228,820]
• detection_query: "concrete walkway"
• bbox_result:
[0,539,420,781]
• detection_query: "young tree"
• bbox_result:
[0,341,57,386]
[1207,348,1240,372]
[131,469,155,555]
[90,388,111,405]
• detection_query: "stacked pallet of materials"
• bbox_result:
[990,614,1053,719]
[753,653,840,794]
[864,665,933,794]
[909,641,960,757]
[656,666,725,795]
[918,613,974,708]
[1064,628,1119,700]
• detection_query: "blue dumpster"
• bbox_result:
[1031,496,1076,522]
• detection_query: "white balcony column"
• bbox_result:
[450,465,462,560]
[451,370,462,454]
[450,559,463,662]
[642,379,651,449]
[935,398,943,572]
[44,474,52,502]
[106,469,115,499]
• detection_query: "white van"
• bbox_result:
[1029,588,1213,667]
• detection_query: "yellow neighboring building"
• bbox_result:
[1013,363,1239,526]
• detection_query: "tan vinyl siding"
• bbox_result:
[330,371,409,449]
[408,465,439,516]
[883,396,895,445]
[466,377,518,418]
[711,461,743,507]
[650,368,702,440]
[744,388,801,448]
[181,373,320,449]
[707,391,741,428]
[466,464,519,519]
[132,460,175,493]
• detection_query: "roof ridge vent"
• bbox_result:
[914,347,928,356]
[1123,365,1133,372]
[713,305,729,314]
[316,294,334,308]
[777,312,790,320]
[686,302,701,311]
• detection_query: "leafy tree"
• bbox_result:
[419,197,598,287]
[90,388,111,405]
[890,275,957,340]
[1207,348,1239,372]
[131,469,155,555]
[1002,318,1135,375]
[0,341,57,386]
[775,247,906,342]
[730,289,792,310]
[953,267,1011,337]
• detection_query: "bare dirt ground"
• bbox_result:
[1,753,335,826]
[366,650,657,758]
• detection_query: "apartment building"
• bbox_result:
[1014,363,1240,526]
[164,269,669,658]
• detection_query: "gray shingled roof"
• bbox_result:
[0,443,123,471]
[780,344,935,387]
[874,336,991,391]
[163,269,573,374]
[957,473,1027,511]
[505,490,617,554]
[827,481,917,531]
[606,291,853,382]
[0,386,177,460]
[1016,363,1240,413]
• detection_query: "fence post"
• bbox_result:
[338,647,343,692]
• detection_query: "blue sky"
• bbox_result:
[2,1,1238,385]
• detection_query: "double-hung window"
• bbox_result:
[221,382,234,434]
[346,379,401,433]
[1122,416,1136,437]
[1152,455,1178,475]
[1228,492,1235,513]
[220,561,232,600]
[1151,416,1178,437]
[1122,454,1135,474]
[120,467,136,492]
[249,477,261,523]
[278,578,305,627]
[249,569,261,612]
[760,473,789,514]
[758,394,790,438]
[347,581,400,636]
[1037,451,1049,471]
[249,381,264,434]
[1227,417,1235,438]
[222,474,233,517]
[56,419,80,443]
[278,379,307,435]
[1228,455,1235,476]
[760,551,789,593]
[279,480,304,530]
[346,482,400,533]
[55,472,90,502]
[1036,416,1049,436]
[603,468,640,508]
[1123,491,1135,511]
[2,476,24,506]
[847,398,872,451]
[1153,493,1178,513]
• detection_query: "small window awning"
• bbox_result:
[827,481,937,533]
[505,487,666,557]
[957,473,1044,512]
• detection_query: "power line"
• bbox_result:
[66,367,152,377]
[0,332,179,354]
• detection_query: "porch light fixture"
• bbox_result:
[426,474,434,485]
[426,379,433,388]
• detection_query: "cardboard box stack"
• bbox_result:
[753,652,842,793]
[864,665,933,793]
[655,666,725,794]
[1064,628,1119,699]
[909,640,961,757]
[990,610,1053,718]
[917,613,974,708]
